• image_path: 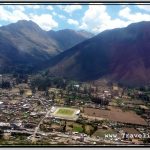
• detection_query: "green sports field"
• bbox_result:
[51,107,80,120]
[56,108,74,116]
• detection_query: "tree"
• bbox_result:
[19,88,24,95]
[51,92,56,100]
[59,89,64,99]
[2,81,11,89]
[31,86,36,94]
[45,88,50,98]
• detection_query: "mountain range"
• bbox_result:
[48,21,150,86]
[1,20,150,86]
[0,20,93,73]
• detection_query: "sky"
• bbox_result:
[0,4,150,33]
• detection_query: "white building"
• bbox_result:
[75,110,80,115]
[0,101,3,105]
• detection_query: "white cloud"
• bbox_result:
[46,6,53,11]
[2,5,150,33]
[7,5,25,11]
[6,5,42,11]
[58,5,82,13]
[80,5,150,33]
[119,7,150,22]
[67,19,79,26]
[29,14,58,31]
[58,14,66,19]
[137,5,150,12]
[79,22,88,30]
[0,6,11,20]
[0,6,29,22]
[52,12,57,16]
[11,10,30,21]
[79,5,128,33]
[0,6,58,31]
[52,11,66,20]
[119,7,130,17]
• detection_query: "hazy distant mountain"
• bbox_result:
[48,29,94,51]
[48,21,150,86]
[0,20,93,73]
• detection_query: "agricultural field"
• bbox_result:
[65,121,95,134]
[83,107,147,126]
[51,107,80,121]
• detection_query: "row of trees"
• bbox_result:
[30,75,111,106]
[30,76,68,91]
[0,73,29,89]
[91,96,109,106]
[138,93,150,101]
[0,81,11,89]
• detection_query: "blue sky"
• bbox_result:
[0,4,150,33]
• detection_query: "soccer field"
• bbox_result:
[56,108,74,116]
[51,107,80,120]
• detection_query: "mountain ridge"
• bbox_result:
[48,21,150,86]
[0,20,93,73]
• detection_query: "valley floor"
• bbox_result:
[0,74,150,146]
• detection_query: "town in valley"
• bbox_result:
[0,73,150,145]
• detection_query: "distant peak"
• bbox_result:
[57,29,75,33]
[17,20,30,23]
[16,20,38,26]
[3,19,44,31]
